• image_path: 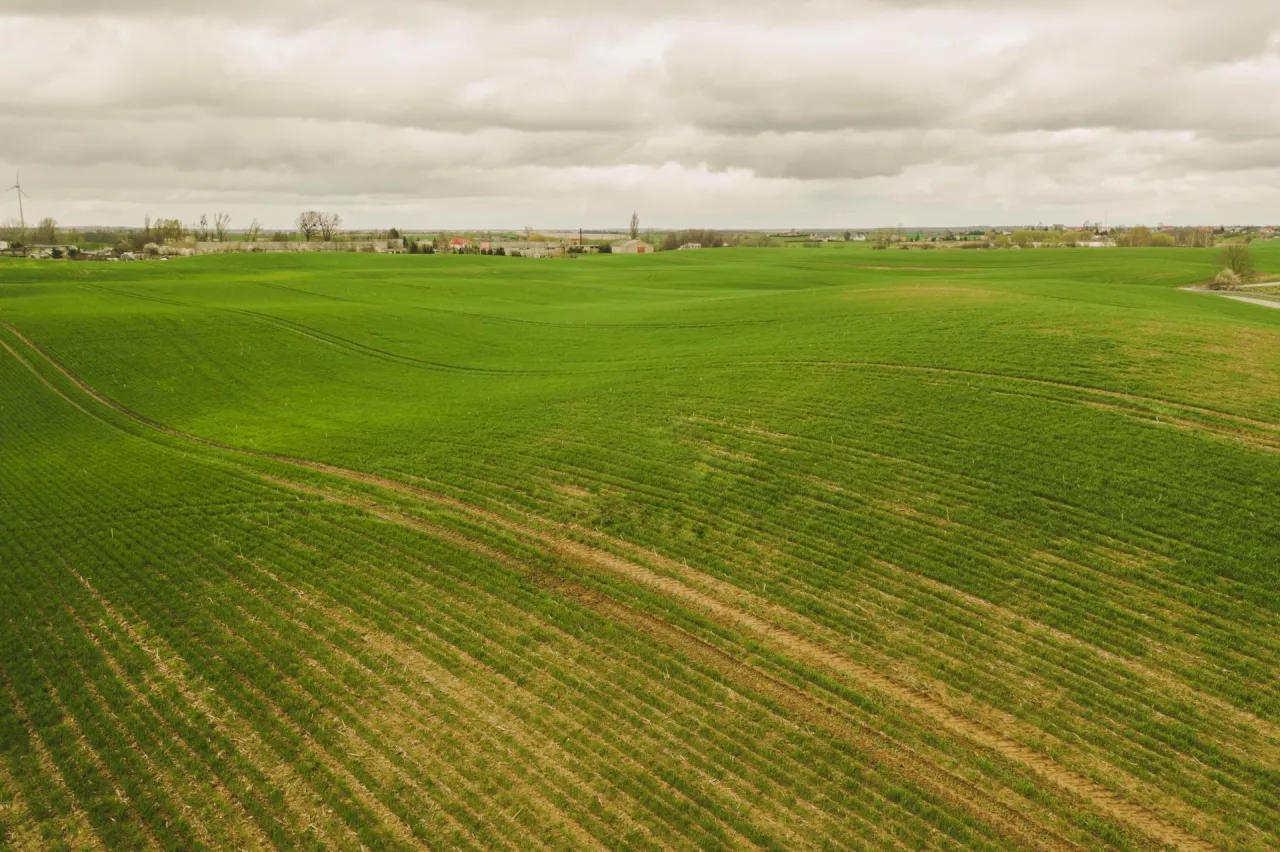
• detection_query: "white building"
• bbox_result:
[612,239,654,254]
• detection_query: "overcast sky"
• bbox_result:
[3,0,1279,229]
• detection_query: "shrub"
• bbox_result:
[1209,268,1242,290]
[1220,244,1255,282]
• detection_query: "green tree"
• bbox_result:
[1220,244,1255,282]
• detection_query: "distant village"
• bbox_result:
[1,208,1276,261]
[0,211,665,261]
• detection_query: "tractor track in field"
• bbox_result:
[782,359,1280,437]
[0,320,1226,850]
[78,284,545,376]
[246,475,1078,852]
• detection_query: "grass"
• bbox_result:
[1,243,1278,850]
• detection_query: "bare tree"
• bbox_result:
[1221,243,1255,282]
[318,212,342,242]
[0,218,24,243]
[246,218,262,242]
[34,217,58,245]
[297,210,322,241]
[196,213,210,241]
[213,212,231,242]
[629,211,639,240]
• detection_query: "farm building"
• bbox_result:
[449,237,474,252]
[194,239,404,255]
[612,239,654,254]
[486,241,564,258]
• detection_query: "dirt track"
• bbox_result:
[0,319,1231,850]
[1181,285,1280,310]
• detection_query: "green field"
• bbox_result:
[1,245,1278,850]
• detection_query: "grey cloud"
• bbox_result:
[2,0,1280,227]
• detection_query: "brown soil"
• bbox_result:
[0,321,1230,851]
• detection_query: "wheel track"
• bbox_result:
[256,479,882,851]
[219,552,614,851]
[0,320,1224,850]
[269,514,916,850]
[778,360,1280,436]
[289,520,946,851]
[240,520,838,850]
[259,476,1072,851]
[477,434,1280,761]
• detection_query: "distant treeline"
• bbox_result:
[1112,227,1216,248]
[656,231,781,251]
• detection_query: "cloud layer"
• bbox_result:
[2,0,1279,228]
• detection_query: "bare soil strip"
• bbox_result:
[0,756,44,851]
[869,559,1280,760]
[64,599,275,850]
[250,478,802,851]
[40,684,165,851]
[258,478,1075,851]
[798,359,1280,436]
[221,555,592,849]
[842,265,982,271]
[0,662,109,852]
[258,474,1221,849]
[65,568,365,849]
[1,322,1223,850]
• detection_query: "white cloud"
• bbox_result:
[1,0,1279,228]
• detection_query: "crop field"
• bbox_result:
[1,244,1278,850]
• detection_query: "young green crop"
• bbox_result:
[1,243,1277,849]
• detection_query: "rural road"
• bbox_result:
[1219,293,1280,309]
[1182,286,1280,309]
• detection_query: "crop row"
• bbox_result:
[1,336,1066,849]
[368,402,1275,848]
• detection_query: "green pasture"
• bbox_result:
[1,243,1277,849]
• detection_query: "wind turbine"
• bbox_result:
[8,172,28,242]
